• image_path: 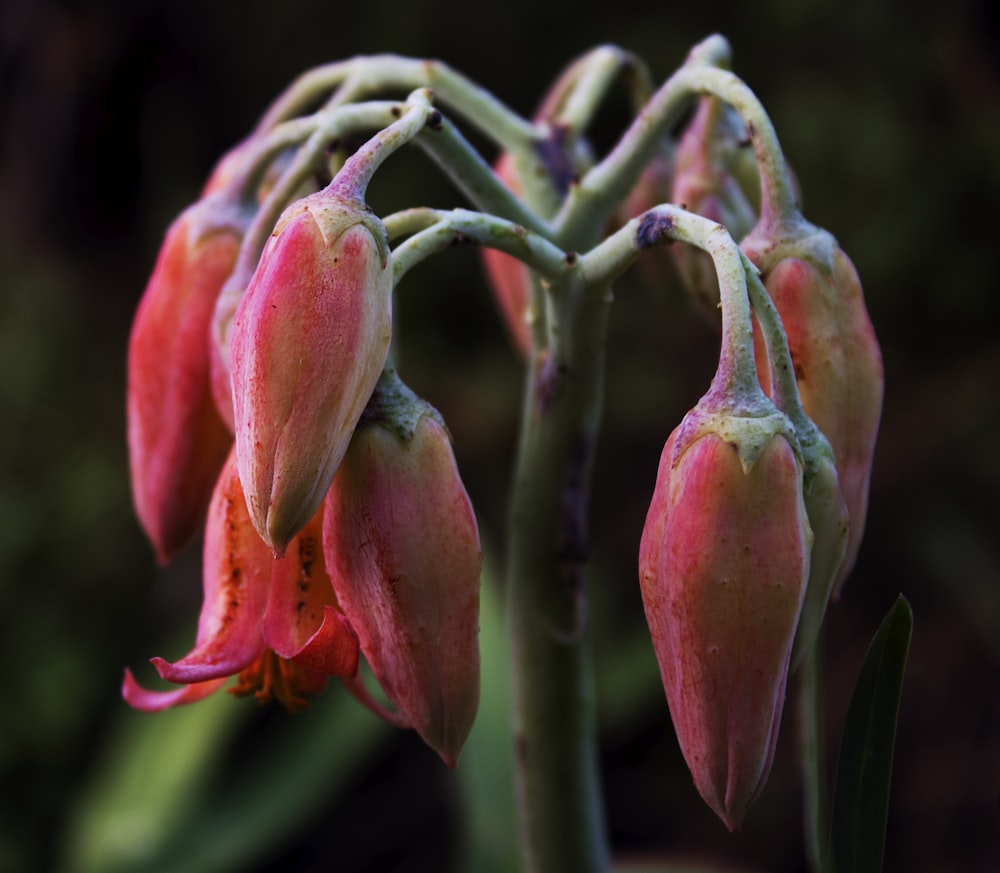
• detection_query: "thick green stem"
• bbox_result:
[506,270,612,873]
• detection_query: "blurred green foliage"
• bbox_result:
[2,0,999,870]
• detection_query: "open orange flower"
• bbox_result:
[123,448,358,712]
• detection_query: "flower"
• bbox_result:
[126,194,247,563]
[123,448,359,713]
[230,188,393,555]
[322,411,482,766]
[639,410,811,830]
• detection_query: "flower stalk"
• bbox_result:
[506,268,613,873]
[122,37,884,873]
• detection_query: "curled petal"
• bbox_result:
[263,509,359,677]
[153,449,270,684]
[122,669,227,712]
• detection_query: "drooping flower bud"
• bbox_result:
[322,388,481,767]
[231,188,392,555]
[127,194,249,563]
[747,239,883,593]
[638,407,811,830]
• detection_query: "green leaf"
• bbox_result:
[59,676,391,873]
[457,562,520,873]
[827,594,913,873]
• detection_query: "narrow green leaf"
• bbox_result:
[828,595,913,873]
[457,562,520,873]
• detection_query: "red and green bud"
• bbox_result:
[639,409,811,830]
[127,194,248,564]
[123,447,358,713]
[322,409,482,767]
[231,189,392,555]
[747,242,883,593]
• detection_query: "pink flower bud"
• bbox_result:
[231,190,392,555]
[749,247,883,592]
[123,448,358,713]
[639,415,811,830]
[127,196,246,563]
[322,415,482,766]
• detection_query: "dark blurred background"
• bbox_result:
[2,0,999,871]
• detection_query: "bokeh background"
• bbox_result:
[2,0,999,871]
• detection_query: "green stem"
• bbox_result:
[330,89,434,201]
[413,116,553,234]
[742,255,835,472]
[556,36,796,245]
[799,634,830,873]
[260,54,536,152]
[252,60,355,132]
[228,99,419,290]
[506,268,612,873]
[673,64,798,229]
[549,46,645,132]
[624,205,762,405]
[388,208,566,286]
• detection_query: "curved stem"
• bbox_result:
[229,100,419,290]
[389,209,567,286]
[742,254,833,469]
[413,116,553,234]
[556,37,797,245]
[330,90,434,201]
[269,54,537,152]
[550,46,644,132]
[253,59,357,132]
[672,65,798,227]
[593,205,762,404]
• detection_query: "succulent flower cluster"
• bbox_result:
[125,92,482,766]
[123,37,882,844]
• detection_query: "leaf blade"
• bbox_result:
[828,594,913,873]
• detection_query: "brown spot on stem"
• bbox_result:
[636,211,674,249]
